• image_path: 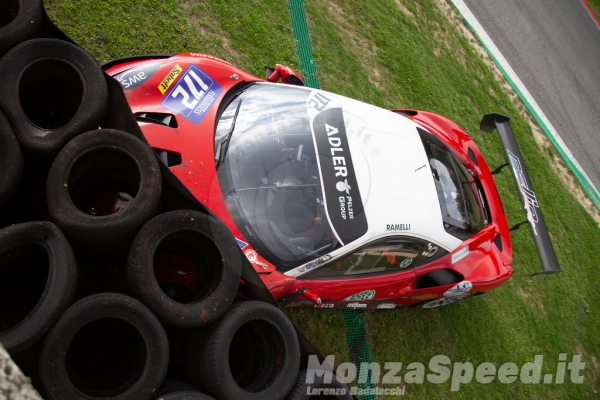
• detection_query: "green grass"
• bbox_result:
[44,0,600,398]
[586,0,600,22]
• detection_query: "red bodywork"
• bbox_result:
[106,53,513,309]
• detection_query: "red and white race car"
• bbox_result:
[104,53,560,309]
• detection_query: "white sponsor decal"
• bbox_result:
[444,281,473,297]
[244,249,258,263]
[377,303,396,309]
[507,150,539,235]
[347,302,367,309]
[451,246,469,264]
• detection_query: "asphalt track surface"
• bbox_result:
[460,0,600,194]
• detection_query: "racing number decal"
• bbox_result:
[161,65,223,125]
[308,93,331,112]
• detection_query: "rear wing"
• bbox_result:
[480,113,562,276]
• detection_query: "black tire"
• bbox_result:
[0,0,43,57]
[185,301,300,400]
[286,370,353,400]
[127,210,242,327]
[157,392,216,400]
[0,221,77,354]
[46,129,162,247]
[0,109,23,208]
[155,379,201,396]
[39,293,169,400]
[0,38,108,153]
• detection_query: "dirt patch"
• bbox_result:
[517,285,545,314]
[182,1,245,67]
[394,0,415,19]
[325,2,386,90]
[434,0,600,226]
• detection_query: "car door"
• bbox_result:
[285,237,429,309]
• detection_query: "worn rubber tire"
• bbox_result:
[156,392,215,400]
[185,301,300,400]
[285,370,353,400]
[0,109,23,208]
[127,210,241,327]
[0,0,43,57]
[0,222,77,354]
[155,379,201,397]
[0,38,107,153]
[46,129,162,247]
[39,293,169,400]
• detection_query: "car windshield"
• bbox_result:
[418,128,486,240]
[215,84,342,271]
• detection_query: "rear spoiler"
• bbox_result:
[480,113,562,276]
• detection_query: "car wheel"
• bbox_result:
[0,221,77,354]
[46,129,162,248]
[127,210,242,327]
[0,38,107,153]
[39,293,169,400]
[0,109,23,209]
[419,293,472,308]
[185,301,300,400]
[0,0,43,57]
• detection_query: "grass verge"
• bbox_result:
[45,0,600,398]
[586,0,600,23]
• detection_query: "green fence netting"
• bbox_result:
[287,1,375,398]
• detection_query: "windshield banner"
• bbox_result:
[309,95,368,245]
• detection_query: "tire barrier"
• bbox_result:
[0,109,23,208]
[0,1,352,399]
[127,211,242,327]
[47,129,162,248]
[0,222,77,355]
[157,393,216,400]
[0,38,108,153]
[39,293,169,400]
[0,0,43,57]
[154,380,215,400]
[185,301,301,400]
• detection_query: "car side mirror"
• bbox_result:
[265,64,304,86]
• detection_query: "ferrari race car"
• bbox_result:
[105,53,561,310]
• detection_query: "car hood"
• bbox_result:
[306,89,462,252]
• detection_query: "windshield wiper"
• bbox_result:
[215,98,242,169]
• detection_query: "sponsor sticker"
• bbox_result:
[161,65,223,125]
[451,246,469,264]
[347,302,368,309]
[115,62,161,90]
[158,64,183,94]
[399,258,413,269]
[311,104,368,245]
[376,303,396,309]
[236,238,248,250]
[244,249,258,263]
[386,223,411,232]
[443,281,472,297]
[344,290,375,301]
[507,149,540,235]
[411,294,437,300]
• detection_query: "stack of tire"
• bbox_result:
[0,1,348,399]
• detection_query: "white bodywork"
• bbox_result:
[286,89,462,277]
